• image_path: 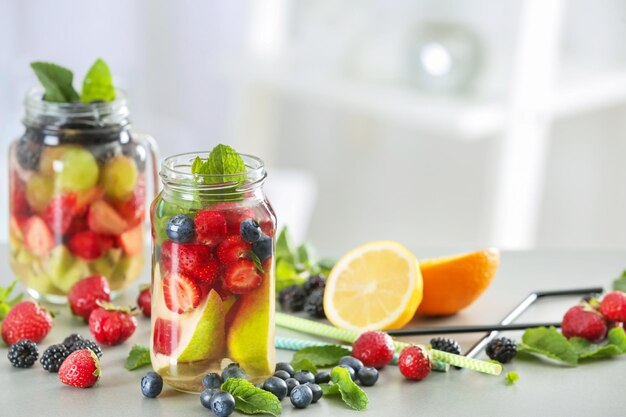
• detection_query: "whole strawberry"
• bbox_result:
[562,304,608,343]
[137,286,151,317]
[59,349,100,388]
[68,275,111,321]
[351,331,395,369]
[398,345,431,381]
[2,301,52,346]
[599,291,626,322]
[88,303,137,346]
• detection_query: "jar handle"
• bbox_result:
[134,132,160,199]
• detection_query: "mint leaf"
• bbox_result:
[247,251,265,274]
[291,358,318,374]
[292,345,351,368]
[568,337,622,360]
[221,378,281,416]
[275,227,300,268]
[330,366,368,411]
[519,327,579,366]
[504,371,519,386]
[81,58,115,102]
[124,344,151,370]
[30,62,79,103]
[205,144,247,184]
[320,383,339,396]
[297,242,317,270]
[607,326,626,352]
[613,270,626,292]
[276,276,307,293]
[0,280,23,321]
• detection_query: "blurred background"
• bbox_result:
[2,0,626,256]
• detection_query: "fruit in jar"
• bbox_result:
[163,272,201,314]
[252,235,272,262]
[46,245,90,293]
[118,224,144,256]
[194,210,227,245]
[101,155,138,202]
[88,248,122,278]
[54,146,100,192]
[39,146,68,176]
[25,174,54,213]
[166,214,196,243]
[68,230,106,260]
[42,193,77,235]
[223,260,263,294]
[22,215,55,257]
[153,318,180,356]
[88,199,128,235]
[109,254,145,290]
[217,236,251,265]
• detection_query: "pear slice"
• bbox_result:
[47,245,89,293]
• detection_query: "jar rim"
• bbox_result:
[24,86,129,116]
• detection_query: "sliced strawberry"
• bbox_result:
[153,318,180,355]
[100,235,114,252]
[161,241,211,276]
[23,216,55,256]
[113,179,145,228]
[217,236,251,265]
[74,186,104,216]
[162,272,201,314]
[193,256,221,285]
[118,224,144,256]
[68,230,105,260]
[88,200,128,235]
[42,193,77,235]
[194,210,227,245]
[223,260,263,294]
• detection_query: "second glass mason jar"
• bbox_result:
[8,88,157,303]
[150,152,276,393]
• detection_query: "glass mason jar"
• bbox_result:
[150,152,276,393]
[8,88,158,303]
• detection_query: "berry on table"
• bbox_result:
[336,364,357,381]
[305,383,323,403]
[202,372,223,389]
[200,388,220,409]
[285,378,299,395]
[62,333,84,347]
[166,214,195,243]
[67,338,103,359]
[398,345,431,381]
[273,370,291,380]
[1,301,53,346]
[485,338,518,363]
[58,349,100,388]
[600,291,626,322]
[68,275,111,321]
[40,343,70,373]
[8,339,39,368]
[252,235,272,262]
[263,376,288,400]
[338,355,364,373]
[137,286,151,317]
[314,371,330,384]
[293,370,315,385]
[141,371,163,398]
[240,218,262,243]
[278,285,307,312]
[88,304,138,346]
[195,210,227,245]
[430,337,461,355]
[351,331,395,369]
[562,304,608,343]
[290,384,313,409]
[210,391,236,417]
[275,362,295,376]
[222,363,247,381]
[304,288,326,318]
[303,275,326,295]
[357,366,379,386]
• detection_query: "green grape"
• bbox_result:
[26,174,55,213]
[102,155,137,202]
[56,147,100,192]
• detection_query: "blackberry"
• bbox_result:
[278,285,307,312]
[303,288,325,318]
[430,337,461,355]
[16,137,42,171]
[68,339,103,359]
[62,333,84,347]
[303,275,326,295]
[40,344,70,373]
[485,337,517,363]
[8,339,39,368]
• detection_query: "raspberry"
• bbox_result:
[599,291,626,322]
[351,331,395,369]
[430,337,461,355]
[398,345,431,381]
[485,337,517,363]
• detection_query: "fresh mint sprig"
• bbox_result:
[0,280,23,321]
[124,344,151,370]
[30,62,80,103]
[221,378,281,416]
[191,144,247,185]
[292,345,351,368]
[612,270,626,292]
[81,58,115,103]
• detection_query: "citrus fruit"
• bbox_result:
[323,241,423,332]
[416,248,499,316]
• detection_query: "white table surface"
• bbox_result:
[0,245,624,417]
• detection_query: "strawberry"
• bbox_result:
[58,349,100,388]
[193,256,221,286]
[113,177,145,227]
[68,230,105,260]
[398,345,431,381]
[68,275,111,321]
[137,286,151,317]
[562,304,608,343]
[223,260,263,294]
[22,215,55,257]
[228,209,255,235]
[74,186,105,216]
[194,210,227,245]
[88,200,128,235]
[11,179,30,216]
[2,301,53,345]
[153,318,179,355]
[217,236,251,265]
[163,272,201,314]
[65,214,89,237]
[600,291,626,322]
[161,241,211,276]
[351,331,395,369]
[117,224,144,256]
[88,303,138,346]
[42,193,77,235]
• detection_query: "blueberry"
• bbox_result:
[305,383,323,403]
[16,136,42,171]
[357,366,379,386]
[275,362,295,377]
[314,371,330,384]
[262,376,288,400]
[222,363,247,381]
[210,391,236,417]
[285,378,299,395]
[202,372,223,389]
[252,235,272,262]
[339,356,364,373]
[336,365,357,381]
[293,370,315,385]
[240,218,262,243]
[273,370,291,380]
[290,384,313,409]
[200,388,220,409]
[166,214,195,243]
[141,372,163,398]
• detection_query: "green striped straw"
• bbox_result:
[276,313,501,376]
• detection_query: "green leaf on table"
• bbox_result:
[329,366,368,411]
[519,327,579,366]
[221,378,281,416]
[504,371,519,386]
[30,62,80,103]
[0,280,23,321]
[276,276,306,293]
[290,358,318,374]
[568,337,622,360]
[320,383,339,396]
[81,58,115,102]
[124,344,151,370]
[607,326,626,352]
[612,270,626,292]
[292,345,351,368]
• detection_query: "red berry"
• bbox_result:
[113,179,145,227]
[600,291,626,322]
[153,318,179,355]
[22,215,55,257]
[137,287,151,317]
[562,304,608,343]
[68,275,111,321]
[193,256,221,286]
[88,200,128,235]
[1,301,53,345]
[117,224,144,256]
[162,272,201,314]
[68,230,105,260]
[194,210,227,245]
[351,331,395,369]
[161,241,211,276]
[11,179,30,216]
[58,349,100,388]
[88,305,138,346]
[228,209,255,235]
[65,214,89,237]
[217,236,251,265]
[42,193,77,235]
[223,260,263,294]
[398,345,431,381]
